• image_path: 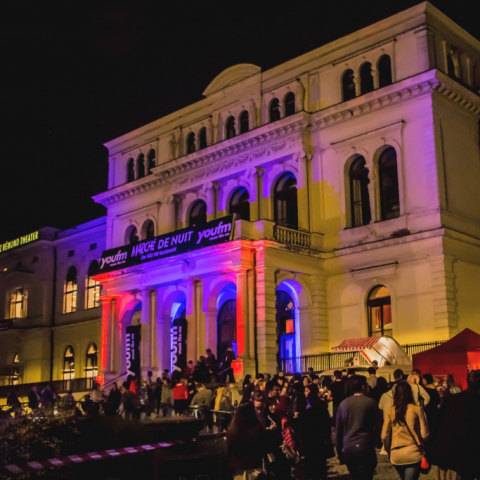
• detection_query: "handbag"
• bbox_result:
[403,420,430,474]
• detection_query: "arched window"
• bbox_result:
[239,111,249,134]
[349,157,371,227]
[137,154,145,179]
[229,187,250,221]
[378,55,392,88]
[226,116,236,139]
[147,149,156,173]
[274,173,298,229]
[85,343,98,388]
[142,219,155,240]
[342,69,356,101]
[199,127,208,149]
[10,288,25,318]
[86,261,100,309]
[125,225,139,245]
[127,158,135,182]
[367,286,392,336]
[187,132,196,154]
[64,267,77,313]
[63,346,75,381]
[360,62,374,95]
[189,200,207,227]
[217,299,236,360]
[276,290,296,369]
[378,147,400,221]
[284,92,296,117]
[269,98,281,122]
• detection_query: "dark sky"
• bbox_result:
[1,1,478,243]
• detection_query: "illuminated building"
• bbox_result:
[2,3,480,390]
[0,219,105,388]
[93,3,480,381]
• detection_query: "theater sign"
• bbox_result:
[98,216,234,273]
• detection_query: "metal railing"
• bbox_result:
[274,225,311,248]
[0,377,95,399]
[280,340,446,374]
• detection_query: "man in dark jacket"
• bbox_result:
[336,375,378,480]
[430,370,480,480]
[300,392,333,480]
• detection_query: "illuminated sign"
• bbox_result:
[0,231,39,254]
[126,325,141,378]
[171,317,187,373]
[98,215,234,274]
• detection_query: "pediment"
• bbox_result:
[203,64,261,96]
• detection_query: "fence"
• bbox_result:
[280,340,446,374]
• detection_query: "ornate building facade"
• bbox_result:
[2,3,480,391]
[93,3,480,382]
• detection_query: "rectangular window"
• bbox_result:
[64,281,77,313]
[9,289,25,318]
[86,277,100,309]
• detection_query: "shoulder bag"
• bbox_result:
[403,418,430,474]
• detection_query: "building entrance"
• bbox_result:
[217,299,236,361]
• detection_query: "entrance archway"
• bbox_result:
[276,290,296,371]
[217,299,237,361]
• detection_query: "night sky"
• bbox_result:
[1,1,479,243]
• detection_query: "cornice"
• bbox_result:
[311,70,480,133]
[94,113,310,207]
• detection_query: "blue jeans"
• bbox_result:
[394,462,421,480]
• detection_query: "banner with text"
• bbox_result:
[171,317,187,374]
[98,215,234,274]
[125,325,141,379]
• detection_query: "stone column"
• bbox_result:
[234,268,248,358]
[156,289,171,373]
[140,287,153,378]
[255,251,277,374]
[100,297,113,380]
[150,289,158,371]
[310,273,329,352]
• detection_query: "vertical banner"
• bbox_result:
[126,325,141,378]
[171,317,187,374]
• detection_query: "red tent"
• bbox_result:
[412,328,480,390]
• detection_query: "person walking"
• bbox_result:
[336,375,379,480]
[366,367,378,391]
[299,392,334,480]
[441,374,461,403]
[226,403,268,480]
[327,370,346,425]
[382,382,428,480]
[407,372,430,407]
[160,378,174,417]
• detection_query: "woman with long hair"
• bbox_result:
[407,372,430,407]
[227,402,268,480]
[442,374,461,403]
[382,382,428,480]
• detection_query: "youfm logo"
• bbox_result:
[196,221,231,244]
[100,250,128,269]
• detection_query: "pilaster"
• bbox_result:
[310,273,329,351]
[430,254,458,339]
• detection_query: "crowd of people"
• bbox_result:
[228,367,480,480]
[2,350,479,480]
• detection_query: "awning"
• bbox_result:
[332,336,411,367]
[333,337,381,351]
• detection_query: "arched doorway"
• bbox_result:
[217,299,236,361]
[276,290,296,372]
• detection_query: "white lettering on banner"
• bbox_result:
[171,326,181,372]
[100,250,128,269]
[126,333,133,376]
[131,238,157,258]
[196,221,231,244]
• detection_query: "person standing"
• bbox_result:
[107,382,121,416]
[407,372,430,407]
[441,374,461,404]
[382,382,428,480]
[366,367,378,391]
[226,403,268,480]
[299,392,334,480]
[327,370,345,424]
[336,375,378,480]
[28,386,40,411]
[430,370,480,480]
[221,344,236,384]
